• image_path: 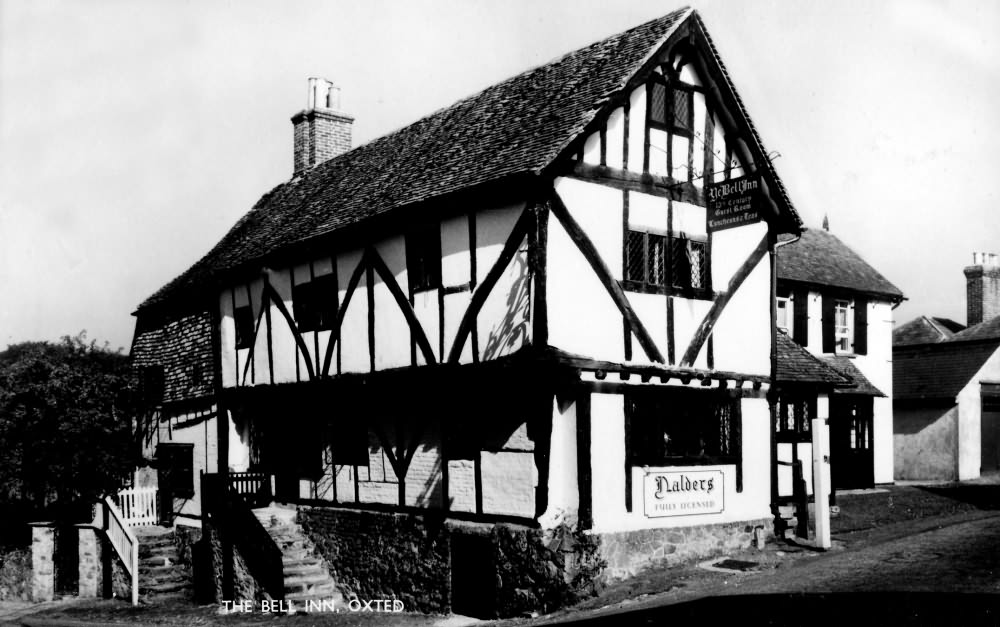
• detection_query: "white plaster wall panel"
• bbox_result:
[594,397,772,533]
[168,414,218,526]
[404,423,443,507]
[478,245,530,361]
[692,92,707,189]
[671,134,690,181]
[476,203,526,285]
[440,214,471,288]
[227,409,250,472]
[247,278,268,384]
[372,236,411,371]
[358,440,398,505]
[628,191,667,232]
[583,131,601,165]
[220,290,236,388]
[627,85,647,173]
[679,63,702,87]
[606,107,625,169]
[711,262,771,375]
[957,345,1000,479]
[710,221,767,289]
[776,442,814,497]
[334,465,357,503]
[627,292,667,362]
[267,270,298,384]
[547,179,625,362]
[671,296,713,370]
[539,395,578,529]
[313,448,335,501]
[481,451,535,517]
[873,397,894,484]
[649,129,668,176]
[233,285,252,385]
[337,249,369,374]
[447,460,476,513]
[443,291,474,364]
[672,201,706,238]
[297,335,315,381]
[412,291,440,365]
[589,393,626,530]
[315,330,332,376]
[855,301,894,392]
[712,115,726,183]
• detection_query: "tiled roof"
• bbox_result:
[948,315,1000,342]
[821,355,885,397]
[777,228,904,300]
[893,340,1000,401]
[137,7,801,312]
[893,315,963,346]
[775,332,851,386]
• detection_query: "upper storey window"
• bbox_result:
[649,79,693,137]
[624,228,708,298]
[406,222,441,293]
[234,305,254,349]
[834,299,853,353]
[293,273,338,332]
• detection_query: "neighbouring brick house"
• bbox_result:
[131,7,824,616]
[772,227,905,491]
[894,253,1000,481]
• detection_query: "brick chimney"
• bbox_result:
[291,77,353,176]
[965,252,1000,326]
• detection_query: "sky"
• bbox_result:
[1,0,998,352]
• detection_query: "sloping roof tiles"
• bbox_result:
[777,228,904,300]
[137,8,801,312]
[948,315,1000,343]
[894,340,1000,401]
[775,332,851,386]
[821,355,885,397]
[893,315,964,346]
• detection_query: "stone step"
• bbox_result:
[279,547,313,562]
[283,562,326,579]
[284,579,341,600]
[285,589,345,608]
[141,555,177,568]
[136,533,175,547]
[140,580,192,595]
[139,563,181,577]
[139,543,178,556]
[284,573,337,595]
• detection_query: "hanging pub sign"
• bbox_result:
[644,469,725,517]
[707,174,762,232]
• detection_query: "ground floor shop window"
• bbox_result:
[626,389,740,466]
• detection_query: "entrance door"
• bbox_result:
[982,387,1000,472]
[830,396,874,489]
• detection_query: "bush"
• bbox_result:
[0,549,32,602]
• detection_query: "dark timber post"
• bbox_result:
[210,298,234,600]
[576,390,593,530]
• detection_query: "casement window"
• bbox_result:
[648,79,694,137]
[821,294,868,355]
[626,390,740,467]
[156,442,194,499]
[776,295,792,335]
[234,305,255,350]
[406,222,442,293]
[293,273,338,332]
[776,396,815,436]
[834,299,853,353]
[624,229,709,297]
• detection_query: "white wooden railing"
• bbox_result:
[117,486,158,527]
[102,496,139,606]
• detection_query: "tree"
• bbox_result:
[0,332,136,523]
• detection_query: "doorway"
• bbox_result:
[981,387,1000,473]
[830,396,874,489]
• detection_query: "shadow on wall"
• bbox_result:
[482,251,531,361]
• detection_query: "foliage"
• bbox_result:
[0,332,136,524]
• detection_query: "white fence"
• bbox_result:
[117,486,158,527]
[103,497,139,606]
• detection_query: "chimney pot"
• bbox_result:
[292,77,354,176]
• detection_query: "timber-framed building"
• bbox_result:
[130,8,819,615]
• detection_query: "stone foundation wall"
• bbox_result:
[298,507,450,613]
[596,518,773,581]
[202,523,267,603]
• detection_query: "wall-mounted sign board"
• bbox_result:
[643,469,725,517]
[707,175,762,232]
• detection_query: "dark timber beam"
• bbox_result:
[367,247,437,366]
[549,192,665,364]
[565,162,706,206]
[262,282,316,380]
[321,254,367,377]
[679,234,769,367]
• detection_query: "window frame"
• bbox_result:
[625,388,741,468]
[234,305,255,350]
[623,228,710,299]
[406,222,442,293]
[292,272,338,333]
[156,442,195,499]
[776,294,792,336]
[834,298,854,354]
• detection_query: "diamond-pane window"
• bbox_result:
[649,82,667,125]
[672,88,692,134]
